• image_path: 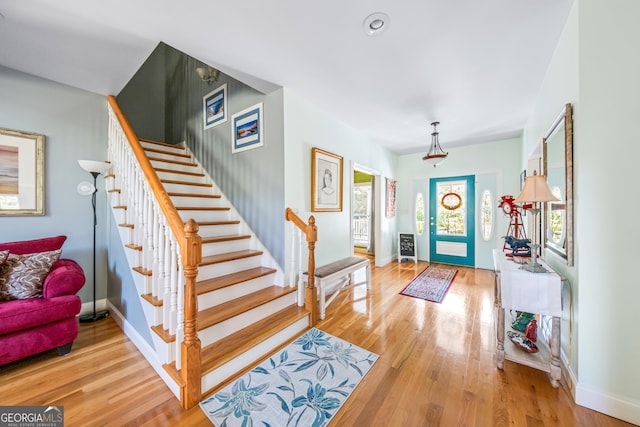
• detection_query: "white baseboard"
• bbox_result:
[105,300,180,399]
[560,349,577,399]
[79,298,108,316]
[575,383,640,425]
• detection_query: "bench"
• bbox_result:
[302,256,370,320]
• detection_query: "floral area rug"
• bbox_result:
[200,328,378,427]
[399,266,457,303]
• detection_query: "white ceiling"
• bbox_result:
[0,0,573,155]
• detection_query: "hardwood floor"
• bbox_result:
[0,259,632,426]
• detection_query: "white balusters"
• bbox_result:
[107,103,186,370]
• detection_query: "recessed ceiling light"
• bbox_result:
[363,12,390,37]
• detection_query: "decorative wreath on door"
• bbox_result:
[441,192,462,210]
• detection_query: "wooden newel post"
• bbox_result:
[305,216,318,325]
[180,219,202,409]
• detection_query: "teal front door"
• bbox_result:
[429,175,475,266]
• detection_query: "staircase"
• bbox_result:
[105,97,316,408]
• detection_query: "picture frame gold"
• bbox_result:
[0,127,45,216]
[311,147,343,212]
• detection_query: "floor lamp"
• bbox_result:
[77,159,111,322]
[514,171,559,273]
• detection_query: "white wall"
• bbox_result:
[397,138,522,270]
[523,0,640,422]
[0,66,109,308]
[282,89,397,274]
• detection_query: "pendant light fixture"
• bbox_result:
[422,121,448,167]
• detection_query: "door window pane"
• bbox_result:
[437,181,466,236]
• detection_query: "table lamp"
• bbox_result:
[514,171,558,273]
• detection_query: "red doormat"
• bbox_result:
[400,266,457,303]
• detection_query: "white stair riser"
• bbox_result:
[149,159,198,172]
[141,142,185,155]
[163,183,213,195]
[202,239,251,257]
[169,196,223,208]
[177,209,230,223]
[198,256,263,280]
[201,317,310,393]
[142,299,163,326]
[156,170,208,184]
[199,292,297,347]
[147,151,192,162]
[197,274,277,310]
[149,334,175,365]
[198,223,241,238]
[130,271,147,296]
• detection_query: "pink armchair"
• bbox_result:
[0,236,85,365]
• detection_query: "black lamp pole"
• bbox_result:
[79,171,109,323]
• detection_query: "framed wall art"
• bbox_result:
[386,178,396,218]
[203,84,227,129]
[0,127,45,216]
[231,102,263,153]
[311,147,343,212]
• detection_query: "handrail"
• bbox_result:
[107,95,202,409]
[285,208,318,325]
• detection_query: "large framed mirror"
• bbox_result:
[543,103,573,266]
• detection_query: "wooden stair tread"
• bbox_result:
[133,267,153,277]
[201,234,250,244]
[201,305,309,375]
[168,192,221,199]
[148,156,197,167]
[162,362,185,388]
[151,325,174,343]
[198,285,297,330]
[155,167,204,177]
[175,206,229,211]
[200,249,262,266]
[197,220,240,226]
[139,138,185,150]
[119,223,134,229]
[161,179,212,187]
[144,147,191,159]
[141,293,162,306]
[124,243,142,251]
[196,266,277,295]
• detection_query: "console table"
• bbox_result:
[493,250,563,387]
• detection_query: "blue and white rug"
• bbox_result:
[200,328,379,427]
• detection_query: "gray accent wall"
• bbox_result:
[116,43,286,267]
[0,65,109,307]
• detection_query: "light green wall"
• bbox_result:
[397,138,521,270]
[0,65,109,309]
[283,89,397,272]
[577,0,640,420]
[524,0,640,422]
[523,0,579,391]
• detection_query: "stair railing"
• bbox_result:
[285,208,318,325]
[107,95,202,409]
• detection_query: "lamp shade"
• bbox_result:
[514,174,559,203]
[78,160,111,174]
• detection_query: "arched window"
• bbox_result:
[481,190,493,241]
[415,193,425,235]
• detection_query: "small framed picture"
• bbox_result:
[203,84,227,129]
[0,127,45,216]
[386,178,396,218]
[311,147,343,212]
[231,103,263,153]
